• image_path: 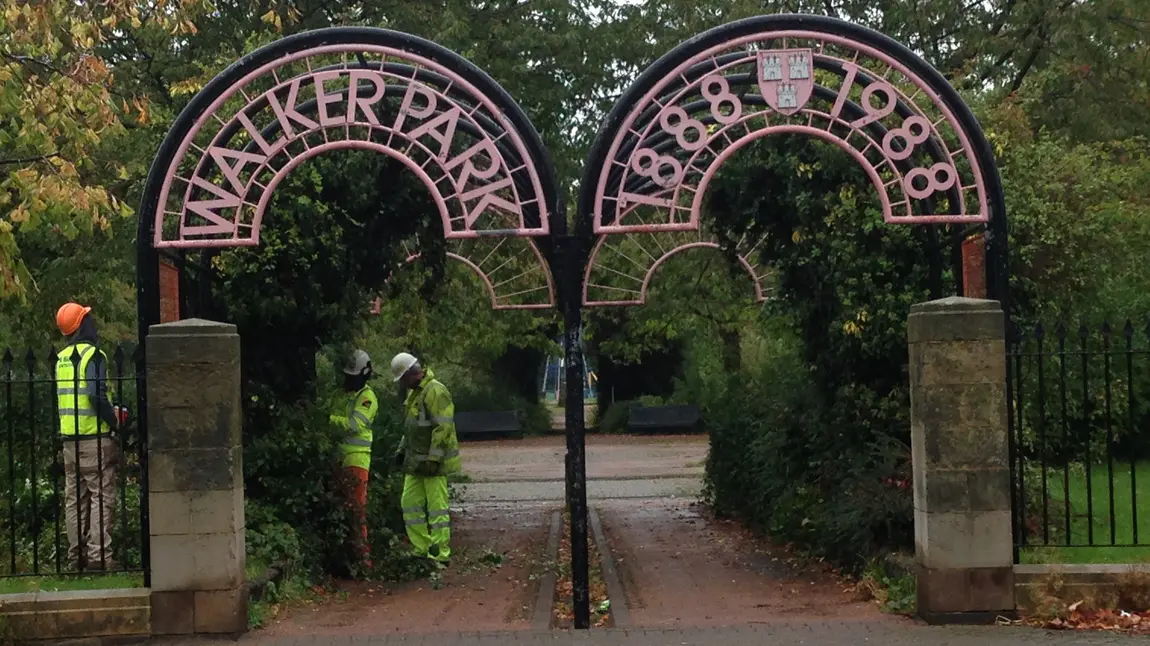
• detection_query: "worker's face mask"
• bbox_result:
[342,373,359,392]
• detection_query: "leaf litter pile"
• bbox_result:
[1008,600,1150,634]
[552,509,611,628]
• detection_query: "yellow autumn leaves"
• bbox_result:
[0,0,207,299]
[842,310,869,337]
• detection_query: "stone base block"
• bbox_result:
[0,588,150,640]
[195,587,247,634]
[151,529,245,591]
[151,590,194,635]
[917,565,1015,615]
[914,509,1012,569]
[1015,564,1150,613]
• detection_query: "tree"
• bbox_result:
[0,0,208,300]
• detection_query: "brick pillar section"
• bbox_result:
[145,319,246,635]
[908,297,1014,623]
[159,259,180,323]
[961,234,987,299]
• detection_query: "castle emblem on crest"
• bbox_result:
[758,49,814,115]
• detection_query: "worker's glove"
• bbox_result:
[392,450,405,469]
[415,461,440,477]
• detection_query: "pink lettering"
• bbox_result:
[409,106,462,160]
[347,70,386,125]
[829,63,859,121]
[312,71,344,127]
[267,78,319,138]
[184,176,242,235]
[393,82,438,133]
[236,111,284,156]
[444,138,500,187]
[207,146,266,194]
[618,191,674,209]
[458,176,521,229]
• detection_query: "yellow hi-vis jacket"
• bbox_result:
[56,343,115,437]
[330,385,378,470]
[400,370,460,475]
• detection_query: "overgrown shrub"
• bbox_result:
[702,338,914,571]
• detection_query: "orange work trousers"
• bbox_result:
[339,466,371,568]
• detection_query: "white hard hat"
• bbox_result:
[343,349,372,376]
[390,352,419,382]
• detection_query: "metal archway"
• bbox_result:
[562,13,1009,628]
[133,27,567,586]
[137,26,565,336]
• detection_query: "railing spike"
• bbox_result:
[1124,320,1135,339]
[1034,322,1045,339]
[1055,322,1068,340]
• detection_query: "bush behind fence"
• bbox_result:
[1008,319,1150,551]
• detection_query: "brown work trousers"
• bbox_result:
[62,437,117,571]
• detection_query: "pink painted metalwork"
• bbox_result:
[583,239,766,307]
[591,30,991,237]
[154,44,550,250]
[693,124,893,225]
[373,238,555,310]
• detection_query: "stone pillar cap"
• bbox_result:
[910,297,1002,315]
[149,319,237,336]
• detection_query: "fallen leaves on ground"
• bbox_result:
[552,511,611,628]
[1021,603,1150,634]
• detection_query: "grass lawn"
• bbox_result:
[1019,460,1150,564]
[0,572,143,595]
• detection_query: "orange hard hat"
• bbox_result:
[56,302,92,336]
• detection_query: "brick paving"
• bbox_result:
[155,621,1145,645]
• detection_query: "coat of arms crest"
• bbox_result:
[758,49,814,116]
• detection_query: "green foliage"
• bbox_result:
[701,333,914,568]
[680,135,930,569]
[860,558,916,615]
[0,0,1147,593]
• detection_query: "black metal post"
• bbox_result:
[560,235,590,630]
[3,350,15,574]
[26,350,39,574]
[1036,324,1048,544]
[1126,321,1138,545]
[1057,324,1071,543]
[136,243,158,587]
[1079,324,1094,546]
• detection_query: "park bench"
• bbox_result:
[626,404,702,434]
[455,410,523,440]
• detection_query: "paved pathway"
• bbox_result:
[154,433,1145,644]
[158,622,1146,644]
[460,434,707,484]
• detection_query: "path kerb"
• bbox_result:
[146,319,247,635]
[908,297,1014,623]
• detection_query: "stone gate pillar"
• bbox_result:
[146,319,246,634]
[908,297,1014,622]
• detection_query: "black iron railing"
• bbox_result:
[1008,320,1150,560]
[1,345,147,579]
